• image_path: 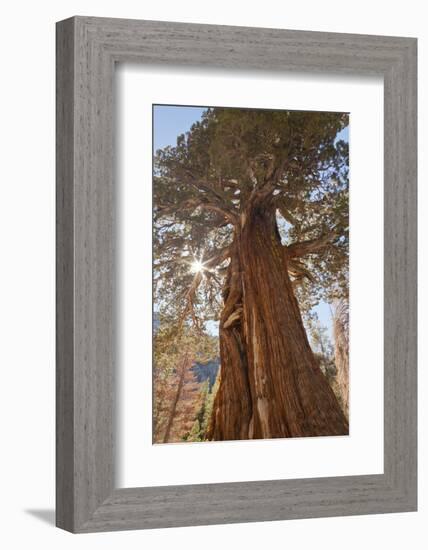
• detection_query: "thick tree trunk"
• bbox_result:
[209,205,348,440]
[208,249,253,440]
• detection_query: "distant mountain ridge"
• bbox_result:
[192,358,220,391]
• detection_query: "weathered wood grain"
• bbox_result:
[56,16,417,533]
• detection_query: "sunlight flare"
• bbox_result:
[190,259,205,274]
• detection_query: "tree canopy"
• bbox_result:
[153,107,349,328]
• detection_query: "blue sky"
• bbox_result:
[153,105,348,344]
[336,126,349,143]
[153,105,205,152]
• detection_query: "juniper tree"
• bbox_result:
[154,107,349,439]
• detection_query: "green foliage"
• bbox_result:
[184,380,209,442]
[184,374,221,442]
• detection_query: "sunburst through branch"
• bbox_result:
[190,259,205,274]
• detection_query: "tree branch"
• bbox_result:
[287,259,315,283]
[179,271,203,330]
[286,230,337,258]
[157,197,238,224]
[173,166,238,219]
[203,246,231,269]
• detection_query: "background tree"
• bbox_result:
[332,298,349,418]
[305,310,348,417]
[153,318,218,443]
[154,107,349,440]
[184,379,216,442]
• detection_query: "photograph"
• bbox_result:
[152,104,350,443]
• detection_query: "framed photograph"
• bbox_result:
[56,16,417,532]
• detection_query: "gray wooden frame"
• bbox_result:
[56,16,417,533]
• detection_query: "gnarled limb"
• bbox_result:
[173,167,240,220]
[203,246,231,270]
[286,230,338,258]
[287,258,315,283]
[157,196,238,225]
[175,246,232,329]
